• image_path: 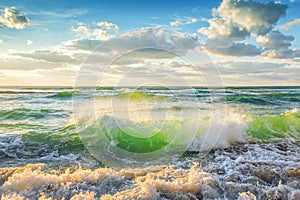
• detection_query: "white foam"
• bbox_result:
[189,107,249,151]
[1,139,299,199]
[1,164,121,192]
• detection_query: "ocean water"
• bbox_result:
[0,86,299,199]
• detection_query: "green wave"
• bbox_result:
[47,91,74,99]
[0,122,45,129]
[225,95,272,105]
[225,92,300,105]
[18,110,300,155]
[115,92,168,102]
[21,124,84,152]
[102,117,181,153]
[20,118,181,154]
[79,116,192,153]
[0,108,65,120]
[247,111,300,141]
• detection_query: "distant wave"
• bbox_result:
[0,108,67,120]
[47,91,75,99]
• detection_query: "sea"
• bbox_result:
[0,86,299,200]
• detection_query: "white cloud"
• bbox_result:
[256,31,294,49]
[97,21,119,30]
[0,39,3,44]
[53,28,199,72]
[71,22,119,41]
[0,7,29,29]
[198,18,249,47]
[71,24,91,34]
[198,0,296,58]
[215,0,287,35]
[12,50,76,64]
[170,20,182,26]
[188,18,198,24]
[13,27,199,68]
[261,49,300,59]
[71,24,110,41]
[280,18,300,31]
[26,40,33,45]
[170,18,198,26]
[92,29,111,40]
[256,31,300,59]
[5,24,298,86]
[67,28,197,55]
[171,32,198,50]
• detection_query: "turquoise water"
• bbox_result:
[0,87,299,199]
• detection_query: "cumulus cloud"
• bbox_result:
[71,24,91,34]
[71,21,118,41]
[280,18,300,31]
[170,32,198,50]
[198,18,249,46]
[97,21,119,30]
[0,39,3,44]
[256,31,294,49]
[198,0,294,58]
[65,28,206,87]
[67,28,197,56]
[215,0,287,35]
[256,31,300,59]
[71,24,111,41]
[0,7,29,29]
[14,27,199,67]
[261,49,300,59]
[170,18,198,26]
[60,28,198,66]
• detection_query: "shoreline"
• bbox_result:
[1,140,299,200]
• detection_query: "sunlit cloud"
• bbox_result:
[280,18,300,31]
[26,40,33,45]
[97,21,119,31]
[0,0,299,86]
[70,21,119,41]
[170,17,198,27]
[0,7,29,29]
[198,0,300,60]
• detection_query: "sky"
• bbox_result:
[0,0,299,86]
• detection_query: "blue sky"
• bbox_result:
[0,0,299,86]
